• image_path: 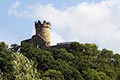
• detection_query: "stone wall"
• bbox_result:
[35,20,50,46]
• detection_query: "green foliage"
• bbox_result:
[10,44,20,52]
[83,69,101,80]
[0,42,120,80]
[11,53,40,80]
[42,69,64,80]
[70,42,81,51]
[98,71,111,80]
[0,42,40,80]
[52,48,74,61]
[0,42,8,51]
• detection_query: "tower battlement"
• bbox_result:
[35,20,51,29]
[43,20,51,28]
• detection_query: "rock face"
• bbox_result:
[21,20,51,48]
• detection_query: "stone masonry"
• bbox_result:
[21,20,51,48]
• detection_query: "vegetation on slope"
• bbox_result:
[0,42,120,80]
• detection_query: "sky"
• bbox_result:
[1,0,120,53]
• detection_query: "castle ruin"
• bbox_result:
[21,20,51,48]
[21,20,72,49]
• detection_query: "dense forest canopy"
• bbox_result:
[0,41,120,80]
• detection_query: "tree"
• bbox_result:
[104,69,117,80]
[0,41,120,80]
[70,42,82,51]
[83,69,101,80]
[98,71,112,80]
[100,49,113,59]
[0,42,8,51]
[52,48,74,61]
[42,69,64,80]
[11,53,40,80]
[10,44,20,52]
[82,43,99,56]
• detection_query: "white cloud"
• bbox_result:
[51,31,65,45]
[9,0,120,53]
[8,1,21,16]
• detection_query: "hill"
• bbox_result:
[0,41,120,80]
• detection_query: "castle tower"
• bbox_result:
[35,20,51,47]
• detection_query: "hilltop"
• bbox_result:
[0,41,120,80]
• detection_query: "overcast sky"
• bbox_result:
[1,0,120,53]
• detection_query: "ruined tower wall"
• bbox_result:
[39,27,50,44]
[35,20,51,46]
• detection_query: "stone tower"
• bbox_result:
[21,20,72,50]
[35,20,51,46]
